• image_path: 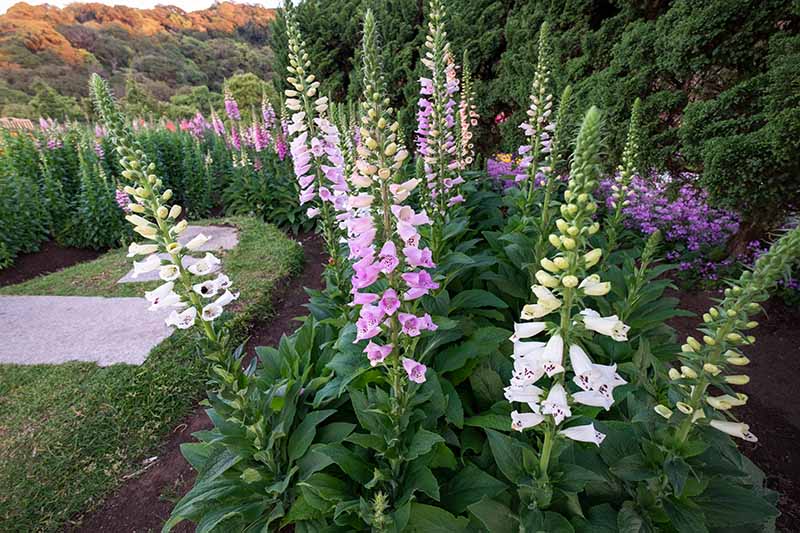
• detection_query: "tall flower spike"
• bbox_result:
[518,22,554,216]
[457,50,479,170]
[348,8,434,377]
[417,0,464,218]
[663,224,800,445]
[283,8,349,260]
[89,74,237,344]
[605,97,642,254]
[506,108,628,487]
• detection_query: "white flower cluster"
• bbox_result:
[126,211,238,331]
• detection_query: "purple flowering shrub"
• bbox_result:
[598,170,741,286]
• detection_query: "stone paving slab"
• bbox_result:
[0,295,173,366]
[117,225,239,284]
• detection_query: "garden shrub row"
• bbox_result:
[0,106,305,270]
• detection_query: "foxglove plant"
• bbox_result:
[604,97,642,255]
[344,10,442,521]
[417,0,464,227]
[457,51,479,170]
[656,224,800,445]
[517,22,554,217]
[283,8,348,264]
[505,107,629,496]
[89,74,241,389]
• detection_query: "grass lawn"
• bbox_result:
[0,217,304,532]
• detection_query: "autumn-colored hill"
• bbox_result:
[0,1,278,114]
[0,2,276,65]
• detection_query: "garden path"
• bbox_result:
[117,225,239,283]
[0,225,240,366]
[0,295,172,366]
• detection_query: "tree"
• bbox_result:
[29,81,82,120]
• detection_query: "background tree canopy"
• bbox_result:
[270,0,800,231]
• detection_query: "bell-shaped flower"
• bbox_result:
[127,242,159,258]
[510,321,547,342]
[378,288,401,316]
[512,340,546,360]
[580,308,630,341]
[145,281,183,311]
[365,342,392,367]
[579,274,611,296]
[351,257,381,290]
[355,304,384,341]
[402,357,427,383]
[521,286,561,319]
[569,344,627,410]
[188,253,221,276]
[504,383,544,410]
[185,233,210,251]
[707,393,747,410]
[404,246,435,268]
[165,307,197,329]
[201,290,239,322]
[378,241,399,274]
[193,279,219,298]
[559,423,606,446]
[159,264,180,282]
[351,291,380,306]
[511,335,564,386]
[709,419,758,442]
[511,410,545,432]
[132,254,162,278]
[401,270,439,300]
[389,178,420,202]
[541,383,571,425]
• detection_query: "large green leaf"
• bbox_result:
[407,428,445,461]
[406,503,470,532]
[450,289,509,311]
[468,497,516,533]
[287,409,337,462]
[485,429,525,484]
[442,463,508,513]
[694,479,779,528]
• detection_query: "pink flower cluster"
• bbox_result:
[416,51,465,209]
[346,184,439,375]
[288,113,349,219]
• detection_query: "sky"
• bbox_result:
[0,0,284,15]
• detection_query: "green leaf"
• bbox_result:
[434,326,511,374]
[464,413,511,432]
[662,498,708,533]
[610,454,656,482]
[450,289,509,311]
[287,409,337,462]
[283,493,323,524]
[314,443,371,484]
[616,501,646,533]
[664,456,690,496]
[469,366,506,408]
[406,503,469,532]
[486,429,524,484]
[468,497,516,533]
[442,463,508,514]
[557,463,606,492]
[407,428,445,461]
[694,478,779,528]
[399,461,440,504]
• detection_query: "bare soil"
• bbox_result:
[64,233,325,533]
[0,242,102,287]
[668,290,800,531]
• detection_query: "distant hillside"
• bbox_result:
[0,1,277,116]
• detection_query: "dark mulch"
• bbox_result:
[0,242,103,287]
[65,233,325,533]
[668,290,800,531]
